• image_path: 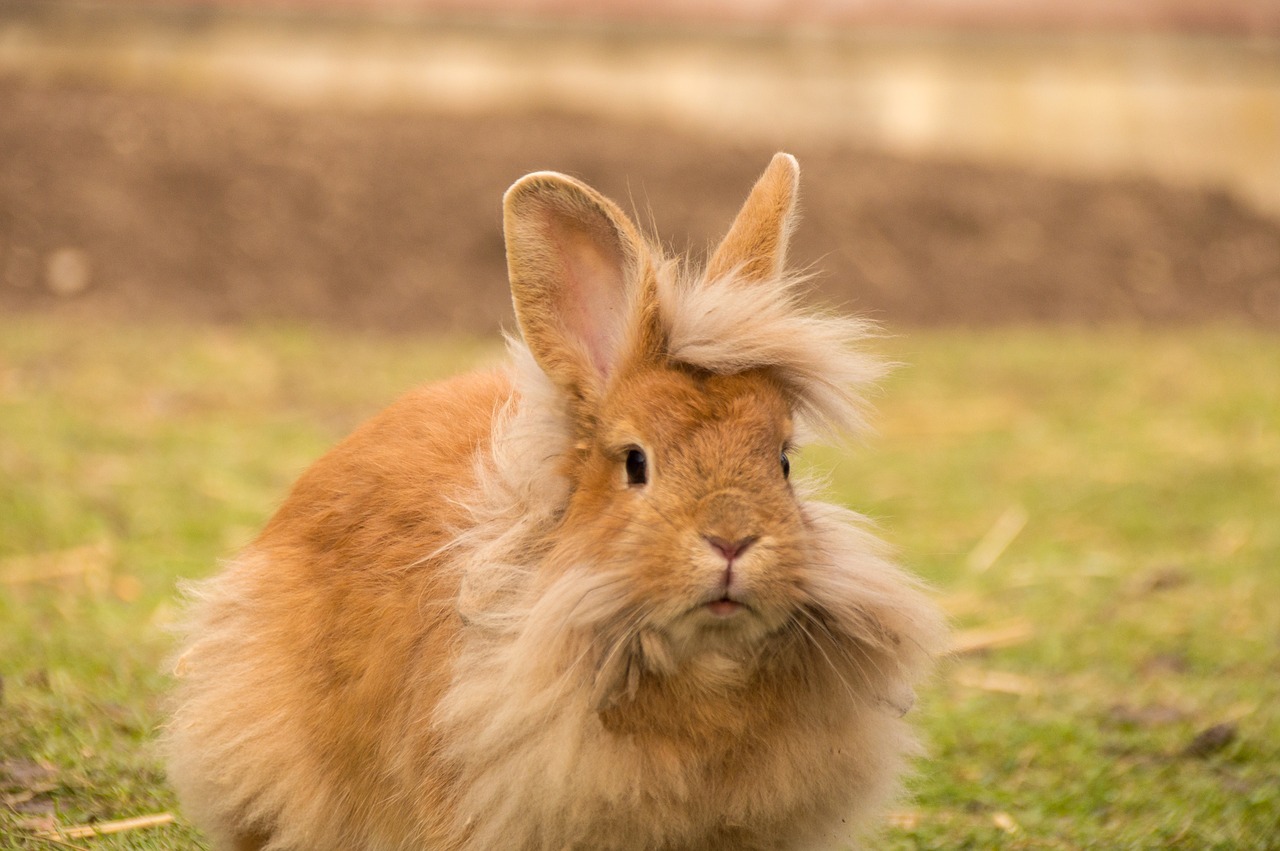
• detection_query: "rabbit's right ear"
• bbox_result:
[504,172,652,400]
[705,152,799,284]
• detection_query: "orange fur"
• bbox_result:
[165,155,947,850]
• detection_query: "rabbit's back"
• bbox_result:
[165,368,511,851]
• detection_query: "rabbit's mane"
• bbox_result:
[660,262,887,437]
[432,261,936,848]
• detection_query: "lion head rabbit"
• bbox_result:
[165,153,947,851]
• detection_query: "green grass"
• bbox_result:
[1,317,1277,849]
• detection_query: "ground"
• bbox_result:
[3,75,1279,333]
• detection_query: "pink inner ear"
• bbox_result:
[552,222,627,379]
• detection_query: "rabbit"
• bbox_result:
[164,153,947,851]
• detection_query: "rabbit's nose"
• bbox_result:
[704,535,758,564]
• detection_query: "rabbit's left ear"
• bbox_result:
[705,152,800,284]
[504,172,654,398]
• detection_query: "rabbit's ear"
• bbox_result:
[504,172,650,395]
[705,152,800,284]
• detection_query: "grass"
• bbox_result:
[1,317,1277,849]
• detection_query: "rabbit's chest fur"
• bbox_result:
[436,509,904,851]
[438,617,890,851]
[424,386,914,850]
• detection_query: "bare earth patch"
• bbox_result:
[3,76,1279,333]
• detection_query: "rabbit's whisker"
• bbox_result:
[787,615,861,708]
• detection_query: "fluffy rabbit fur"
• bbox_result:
[165,154,947,851]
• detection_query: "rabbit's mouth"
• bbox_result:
[704,597,746,618]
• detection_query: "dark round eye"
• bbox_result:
[625,448,648,486]
[780,450,791,479]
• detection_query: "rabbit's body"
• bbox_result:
[167,155,946,850]
[166,371,505,849]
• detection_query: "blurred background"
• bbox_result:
[2,0,1278,331]
[4,3,1280,846]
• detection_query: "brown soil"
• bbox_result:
[3,76,1278,333]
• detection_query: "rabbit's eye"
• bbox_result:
[625,448,648,486]
[780,450,791,479]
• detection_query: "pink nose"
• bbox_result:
[704,535,758,563]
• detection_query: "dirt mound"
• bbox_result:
[3,77,1278,332]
